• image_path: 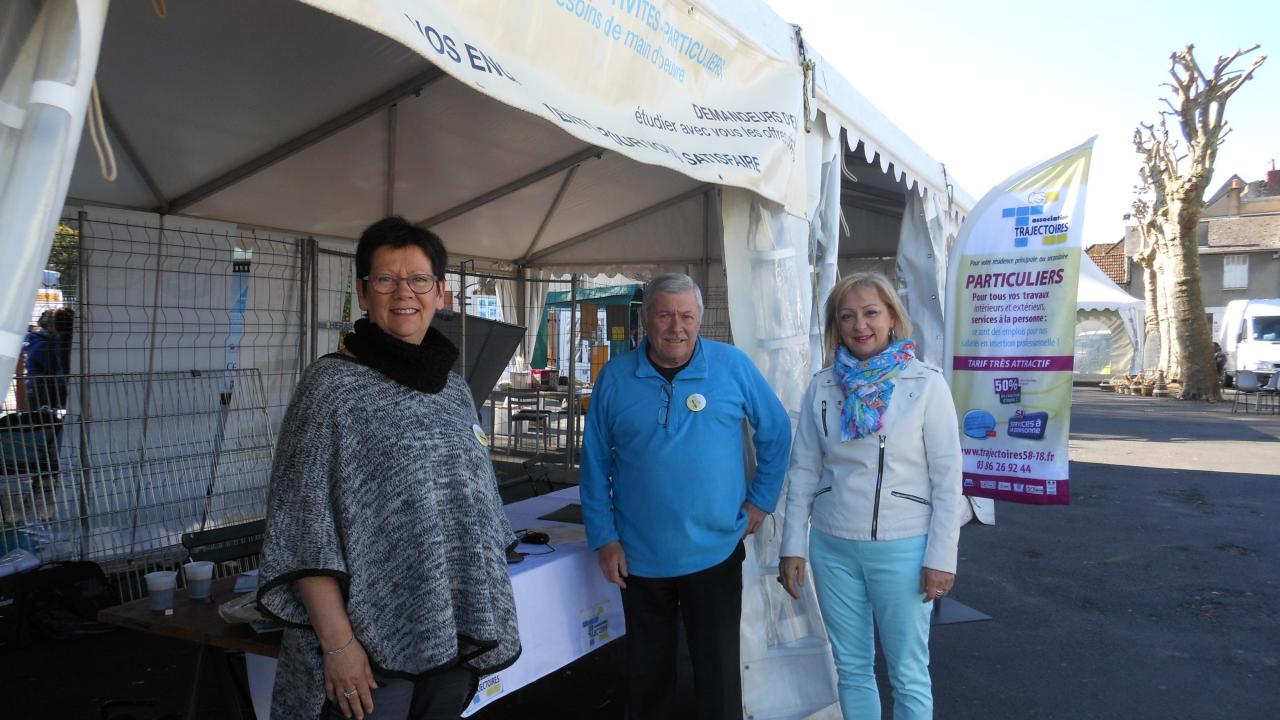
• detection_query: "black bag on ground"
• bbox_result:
[0,561,120,647]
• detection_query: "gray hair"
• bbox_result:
[642,273,704,315]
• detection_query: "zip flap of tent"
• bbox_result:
[301,0,805,214]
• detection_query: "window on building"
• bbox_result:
[1223,255,1249,289]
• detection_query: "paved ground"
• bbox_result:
[3,388,1277,718]
[932,388,1280,719]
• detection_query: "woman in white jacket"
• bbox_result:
[778,272,963,720]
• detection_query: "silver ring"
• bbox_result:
[935,590,945,597]
[343,689,357,700]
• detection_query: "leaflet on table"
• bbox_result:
[945,138,1095,505]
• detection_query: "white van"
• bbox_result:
[1219,298,1280,387]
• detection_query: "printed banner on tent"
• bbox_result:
[304,0,803,210]
[944,138,1094,506]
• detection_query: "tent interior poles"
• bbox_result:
[167,67,446,214]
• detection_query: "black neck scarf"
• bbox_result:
[341,318,458,394]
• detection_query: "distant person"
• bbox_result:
[53,308,75,383]
[258,217,520,720]
[778,272,964,720]
[580,272,791,720]
[22,311,66,409]
[1213,341,1227,378]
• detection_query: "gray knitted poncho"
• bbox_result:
[258,354,520,719]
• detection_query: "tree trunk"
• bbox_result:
[1141,263,1159,336]
[1140,258,1160,371]
[1131,44,1264,401]
[1155,253,1175,377]
[1166,202,1221,399]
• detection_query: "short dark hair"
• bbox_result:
[355,216,448,281]
[52,308,74,333]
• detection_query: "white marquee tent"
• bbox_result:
[2,1,977,717]
[1075,254,1143,380]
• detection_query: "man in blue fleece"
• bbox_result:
[580,273,791,720]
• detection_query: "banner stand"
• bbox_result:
[931,597,993,626]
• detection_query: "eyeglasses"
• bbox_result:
[362,274,438,295]
[658,384,673,428]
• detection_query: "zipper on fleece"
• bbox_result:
[890,491,930,505]
[871,434,886,539]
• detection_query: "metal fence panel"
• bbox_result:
[1,369,273,576]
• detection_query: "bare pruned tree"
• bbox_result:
[1132,43,1266,400]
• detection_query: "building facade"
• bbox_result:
[1095,169,1280,341]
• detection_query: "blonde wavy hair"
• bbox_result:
[822,272,914,362]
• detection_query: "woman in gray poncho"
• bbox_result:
[258,216,520,720]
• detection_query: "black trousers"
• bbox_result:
[321,666,477,720]
[620,541,745,720]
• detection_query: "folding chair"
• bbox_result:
[507,389,551,454]
[1262,373,1280,413]
[1231,370,1264,414]
[180,520,266,567]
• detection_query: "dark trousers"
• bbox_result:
[620,541,745,720]
[321,666,477,720]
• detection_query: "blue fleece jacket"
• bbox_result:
[579,338,792,578]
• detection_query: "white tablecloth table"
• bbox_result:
[246,486,625,717]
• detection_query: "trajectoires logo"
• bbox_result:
[1001,190,1070,248]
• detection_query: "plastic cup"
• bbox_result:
[144,570,177,614]
[184,561,215,601]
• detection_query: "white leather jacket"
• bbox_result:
[780,358,965,573]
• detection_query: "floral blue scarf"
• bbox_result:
[834,340,916,441]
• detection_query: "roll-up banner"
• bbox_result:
[303,0,804,212]
[944,138,1094,506]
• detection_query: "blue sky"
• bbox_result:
[762,0,1279,247]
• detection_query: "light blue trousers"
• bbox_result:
[809,528,933,720]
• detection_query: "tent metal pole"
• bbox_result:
[168,68,446,213]
[76,210,93,559]
[526,184,710,264]
[417,147,603,228]
[97,97,170,212]
[701,190,711,289]
[459,260,471,383]
[385,104,398,215]
[566,274,579,468]
[309,238,319,362]
[518,165,579,263]
[515,265,527,360]
[297,236,310,376]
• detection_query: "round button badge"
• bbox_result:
[686,393,707,412]
[471,423,490,447]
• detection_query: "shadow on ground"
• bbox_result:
[934,458,1280,719]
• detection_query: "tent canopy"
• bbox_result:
[66,1,721,270]
[1078,253,1142,313]
[1076,255,1144,377]
[2,0,975,388]
[545,284,642,308]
